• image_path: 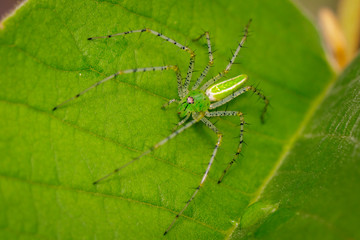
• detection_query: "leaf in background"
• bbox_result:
[1,0,352,239]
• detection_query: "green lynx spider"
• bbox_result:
[52,19,269,235]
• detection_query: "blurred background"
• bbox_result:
[0,0,359,71]
[0,0,20,18]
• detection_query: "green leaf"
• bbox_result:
[230,53,360,240]
[2,0,356,239]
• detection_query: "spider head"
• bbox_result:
[177,90,210,118]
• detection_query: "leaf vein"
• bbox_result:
[0,173,225,235]
[0,99,253,196]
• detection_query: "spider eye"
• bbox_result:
[187,96,195,104]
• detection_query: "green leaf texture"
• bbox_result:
[1,0,355,239]
[230,52,360,240]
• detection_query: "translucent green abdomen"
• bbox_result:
[206,74,248,101]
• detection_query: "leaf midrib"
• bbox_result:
[224,71,337,239]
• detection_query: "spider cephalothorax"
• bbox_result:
[52,19,269,236]
[178,90,210,118]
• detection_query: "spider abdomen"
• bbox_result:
[206,74,248,101]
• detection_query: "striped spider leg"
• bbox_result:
[207,84,269,184]
[191,31,214,90]
[164,115,223,235]
[52,19,270,236]
[52,66,182,111]
[204,110,245,180]
[52,28,196,111]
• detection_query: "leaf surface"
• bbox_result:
[230,52,360,240]
[1,0,354,239]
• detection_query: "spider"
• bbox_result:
[52,19,269,235]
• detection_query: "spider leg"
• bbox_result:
[205,111,244,183]
[200,19,252,91]
[209,86,269,123]
[192,32,214,90]
[52,66,180,111]
[161,99,179,110]
[88,28,195,98]
[174,66,184,98]
[93,114,204,185]
[164,115,222,235]
[182,52,196,97]
[88,28,191,54]
[250,86,270,123]
[172,114,190,132]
